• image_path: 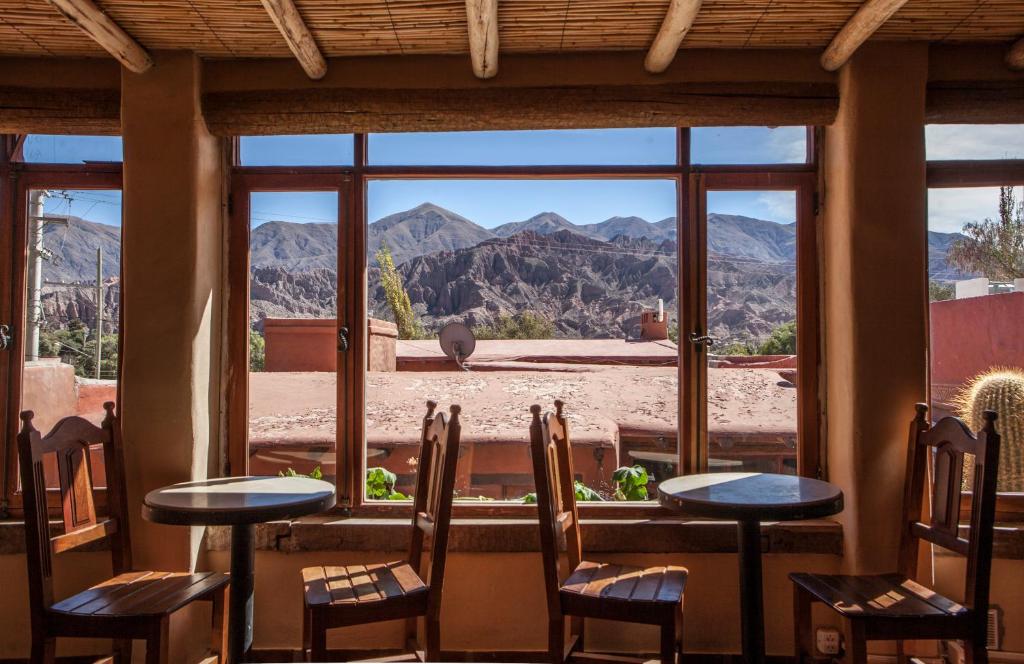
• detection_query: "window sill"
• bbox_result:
[203,517,845,555]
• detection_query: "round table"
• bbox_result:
[143,476,335,663]
[658,472,843,664]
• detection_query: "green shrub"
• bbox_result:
[474,311,555,340]
[279,465,323,480]
[249,330,265,371]
[39,322,118,379]
[757,321,796,355]
[929,281,955,302]
[376,242,426,340]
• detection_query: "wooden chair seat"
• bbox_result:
[50,571,229,622]
[790,572,967,624]
[302,562,428,620]
[561,561,688,623]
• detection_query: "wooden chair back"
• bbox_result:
[407,401,462,617]
[17,402,132,615]
[899,403,1000,617]
[529,400,583,616]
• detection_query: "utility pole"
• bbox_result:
[95,247,103,379]
[26,190,47,362]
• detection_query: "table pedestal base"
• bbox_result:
[737,519,765,664]
[228,523,255,664]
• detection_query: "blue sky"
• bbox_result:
[27,124,1024,232]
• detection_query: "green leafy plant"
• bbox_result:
[279,465,323,480]
[249,329,265,371]
[612,465,649,501]
[474,311,555,340]
[521,480,604,504]
[366,466,408,500]
[376,242,426,340]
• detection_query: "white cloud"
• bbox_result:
[927,186,1015,234]
[926,124,1024,160]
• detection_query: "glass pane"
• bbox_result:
[246,191,339,483]
[368,128,677,166]
[927,185,1023,494]
[925,124,1024,161]
[22,135,122,163]
[22,188,122,489]
[239,135,354,166]
[691,126,807,165]
[705,190,798,474]
[365,178,679,502]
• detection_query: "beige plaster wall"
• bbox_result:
[822,42,929,575]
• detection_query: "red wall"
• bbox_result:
[930,292,1024,388]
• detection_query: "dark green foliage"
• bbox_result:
[612,465,649,501]
[39,321,118,380]
[474,311,555,340]
[366,466,408,500]
[249,329,265,371]
[757,320,797,355]
[279,465,323,480]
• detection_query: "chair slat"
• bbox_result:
[302,566,332,606]
[630,566,667,602]
[51,518,117,554]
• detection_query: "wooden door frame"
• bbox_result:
[691,170,822,479]
[1,165,123,517]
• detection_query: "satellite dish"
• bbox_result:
[439,322,476,370]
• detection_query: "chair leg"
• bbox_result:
[675,601,685,663]
[425,617,441,662]
[965,637,989,664]
[660,621,677,664]
[309,610,328,663]
[302,607,312,662]
[113,638,133,664]
[145,616,170,664]
[548,617,565,664]
[29,634,56,664]
[212,585,229,662]
[793,585,814,664]
[840,619,867,664]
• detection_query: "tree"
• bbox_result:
[249,330,265,371]
[757,320,796,355]
[474,311,555,340]
[375,242,425,340]
[946,185,1024,280]
[929,281,954,302]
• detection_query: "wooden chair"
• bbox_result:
[17,403,229,664]
[791,403,1001,664]
[301,401,462,662]
[529,400,686,664]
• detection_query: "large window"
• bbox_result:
[926,124,1024,519]
[229,127,820,514]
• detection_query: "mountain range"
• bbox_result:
[37,202,971,341]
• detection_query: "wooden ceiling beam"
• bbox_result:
[1008,36,1024,70]
[820,0,909,72]
[465,0,499,79]
[259,0,327,80]
[645,0,702,74]
[44,0,152,73]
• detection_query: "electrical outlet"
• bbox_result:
[816,627,841,655]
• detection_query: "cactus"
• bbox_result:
[955,367,1024,492]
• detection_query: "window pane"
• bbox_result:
[927,185,1024,496]
[239,134,354,166]
[22,135,122,163]
[367,128,677,166]
[705,190,798,475]
[365,178,678,502]
[246,191,339,483]
[926,124,1024,161]
[22,188,122,489]
[691,126,807,165]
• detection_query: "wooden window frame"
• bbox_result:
[228,127,822,519]
[925,156,1024,521]
[0,144,123,518]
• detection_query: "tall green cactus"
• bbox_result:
[956,367,1024,492]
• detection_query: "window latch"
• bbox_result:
[688,331,716,352]
[0,324,12,351]
[337,325,349,352]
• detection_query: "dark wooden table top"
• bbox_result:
[658,472,843,522]
[143,476,336,526]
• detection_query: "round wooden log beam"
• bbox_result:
[465,0,500,79]
[44,0,152,74]
[644,0,703,74]
[259,0,327,80]
[820,0,909,72]
[1007,36,1024,70]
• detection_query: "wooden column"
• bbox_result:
[822,43,928,574]
[119,51,225,578]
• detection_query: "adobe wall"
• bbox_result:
[930,292,1024,387]
[262,317,397,372]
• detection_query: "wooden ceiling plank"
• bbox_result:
[820,0,910,71]
[259,0,328,80]
[1008,35,1024,70]
[465,0,499,79]
[44,0,152,72]
[645,0,703,73]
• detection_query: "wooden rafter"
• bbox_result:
[259,0,327,80]
[820,0,909,71]
[465,0,499,79]
[44,0,152,73]
[1008,35,1024,70]
[645,0,702,74]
